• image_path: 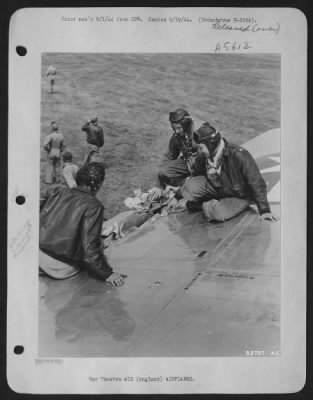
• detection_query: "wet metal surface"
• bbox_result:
[39,130,281,357]
[39,205,280,357]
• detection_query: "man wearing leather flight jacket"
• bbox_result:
[39,163,124,285]
[168,122,277,222]
[82,117,104,150]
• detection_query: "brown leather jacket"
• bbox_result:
[40,186,113,280]
[192,140,271,215]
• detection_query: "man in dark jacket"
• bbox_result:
[168,122,277,222]
[39,163,124,285]
[149,108,198,201]
[158,108,198,187]
[81,117,104,151]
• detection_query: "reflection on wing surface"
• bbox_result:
[39,129,280,357]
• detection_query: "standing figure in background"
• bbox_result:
[82,117,104,153]
[46,64,57,94]
[62,151,79,189]
[43,121,65,184]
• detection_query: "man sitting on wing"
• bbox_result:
[39,162,125,285]
[167,122,278,222]
[150,108,199,200]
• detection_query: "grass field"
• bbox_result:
[41,53,280,218]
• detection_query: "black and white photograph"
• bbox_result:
[7,7,306,394]
[39,52,281,358]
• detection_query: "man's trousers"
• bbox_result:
[45,156,61,184]
[158,158,190,187]
[182,175,250,221]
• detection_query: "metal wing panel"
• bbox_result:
[39,129,281,357]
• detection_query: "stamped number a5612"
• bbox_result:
[215,41,252,52]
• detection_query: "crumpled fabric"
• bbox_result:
[101,221,121,239]
[124,186,177,212]
[102,186,178,242]
[124,189,149,211]
[101,211,151,241]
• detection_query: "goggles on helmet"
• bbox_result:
[193,124,221,150]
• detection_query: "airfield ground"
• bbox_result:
[40,53,280,218]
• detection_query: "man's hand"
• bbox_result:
[106,272,125,287]
[148,187,164,202]
[259,212,279,222]
[167,197,178,212]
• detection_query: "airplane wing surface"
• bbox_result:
[39,129,280,357]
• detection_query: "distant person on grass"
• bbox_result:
[62,151,79,188]
[82,117,104,152]
[167,122,278,223]
[39,162,125,286]
[150,108,199,200]
[43,121,65,184]
[46,64,57,94]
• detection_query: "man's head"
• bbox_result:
[90,117,98,125]
[63,151,73,163]
[169,108,193,137]
[194,122,222,154]
[76,162,105,194]
[51,121,59,131]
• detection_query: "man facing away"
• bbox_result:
[81,117,104,152]
[62,151,79,188]
[43,121,65,184]
[168,122,278,222]
[46,64,57,94]
[39,162,124,286]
